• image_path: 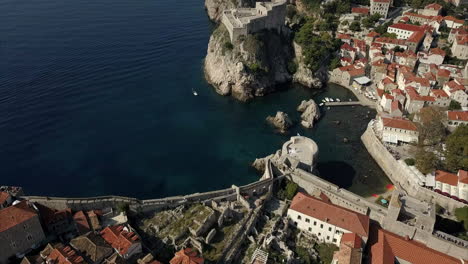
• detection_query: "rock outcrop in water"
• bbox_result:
[204,25,293,101]
[297,99,320,128]
[266,111,293,133]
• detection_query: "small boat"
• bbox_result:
[325,98,330,102]
[192,89,198,96]
[322,99,326,103]
[329,98,334,102]
[336,98,341,102]
[319,103,324,106]
[349,98,352,101]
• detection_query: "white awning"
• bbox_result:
[354,76,371,85]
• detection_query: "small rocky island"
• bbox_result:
[266,111,293,133]
[204,0,324,101]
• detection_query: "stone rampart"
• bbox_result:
[361,122,466,212]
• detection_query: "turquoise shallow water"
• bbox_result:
[0,0,389,198]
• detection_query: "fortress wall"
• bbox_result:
[361,123,466,212]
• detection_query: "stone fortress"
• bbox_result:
[221,0,287,42]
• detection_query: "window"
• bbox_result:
[320,224,323,228]
[313,221,317,226]
[294,221,298,226]
[305,218,310,223]
[333,238,337,243]
[329,227,332,231]
[297,215,302,220]
[318,232,321,236]
[327,236,330,240]
[308,227,312,231]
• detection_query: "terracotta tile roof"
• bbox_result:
[338,33,351,40]
[100,225,140,256]
[341,233,362,249]
[339,65,357,72]
[352,7,369,14]
[407,76,430,87]
[341,43,356,51]
[36,203,71,226]
[389,23,423,32]
[381,117,418,131]
[399,16,410,22]
[377,89,384,98]
[430,48,445,56]
[455,78,468,86]
[74,211,91,235]
[435,170,458,186]
[384,94,394,100]
[404,12,433,20]
[70,232,113,263]
[391,100,401,112]
[431,89,448,97]
[444,16,464,24]
[353,39,367,51]
[348,68,365,77]
[367,31,380,38]
[47,245,84,264]
[446,80,465,92]
[375,37,406,46]
[459,170,468,184]
[289,192,370,237]
[370,227,462,264]
[341,57,352,63]
[170,248,204,264]
[0,191,10,205]
[0,200,38,233]
[437,69,450,78]
[447,111,468,122]
[407,31,425,43]
[455,35,468,45]
[425,3,442,10]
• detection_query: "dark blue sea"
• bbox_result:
[0,0,389,198]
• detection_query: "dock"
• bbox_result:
[324,101,363,106]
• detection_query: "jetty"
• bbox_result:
[324,101,363,106]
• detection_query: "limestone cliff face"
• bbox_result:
[204,26,293,101]
[292,42,324,88]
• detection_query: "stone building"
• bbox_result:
[279,136,318,173]
[331,233,363,264]
[451,35,468,59]
[447,111,468,131]
[434,170,468,202]
[221,0,286,42]
[421,3,443,16]
[0,191,13,209]
[370,0,391,18]
[170,248,204,264]
[70,232,113,264]
[376,116,419,144]
[287,192,370,247]
[0,201,46,263]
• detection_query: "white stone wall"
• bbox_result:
[388,27,414,39]
[459,183,468,201]
[287,209,347,246]
[381,126,419,144]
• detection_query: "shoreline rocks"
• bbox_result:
[266,111,293,133]
[297,99,320,128]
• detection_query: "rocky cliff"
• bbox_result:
[204,25,293,101]
[292,42,324,88]
[204,0,255,22]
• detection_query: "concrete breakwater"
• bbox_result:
[361,120,466,212]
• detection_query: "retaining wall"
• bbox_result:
[361,122,466,212]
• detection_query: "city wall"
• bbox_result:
[361,122,466,212]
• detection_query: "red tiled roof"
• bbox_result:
[455,35,468,45]
[375,37,406,46]
[101,225,140,255]
[407,76,430,87]
[381,117,418,131]
[341,43,356,51]
[435,170,458,186]
[405,86,423,100]
[459,170,468,184]
[389,23,423,32]
[399,16,410,22]
[391,100,401,112]
[430,47,445,56]
[446,80,465,92]
[289,192,370,237]
[437,69,450,78]
[352,7,369,14]
[74,211,91,235]
[0,191,10,205]
[431,89,448,98]
[444,16,464,24]
[447,111,468,122]
[407,31,425,43]
[170,248,204,264]
[377,88,385,98]
[404,12,433,20]
[370,227,462,264]
[341,233,362,249]
[367,31,380,38]
[425,3,442,10]
[384,94,394,99]
[338,33,351,40]
[36,204,71,226]
[47,246,84,264]
[0,201,37,233]
[348,68,365,77]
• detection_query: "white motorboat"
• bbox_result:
[319,103,324,106]
[336,98,341,102]
[329,98,334,102]
[192,89,198,96]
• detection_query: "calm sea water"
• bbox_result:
[0,0,389,198]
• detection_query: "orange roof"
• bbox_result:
[455,35,468,45]
[36,204,71,226]
[430,47,445,56]
[446,80,465,92]
[348,68,365,77]
[425,3,442,10]
[47,246,84,264]
[375,37,406,46]
[289,192,370,237]
[435,170,458,186]
[447,111,468,122]
[444,16,464,24]
[367,31,380,38]
[341,43,356,51]
[338,33,351,40]
[459,170,468,184]
[170,248,204,264]
[352,7,369,14]
[0,191,10,204]
[391,100,401,112]
[370,228,462,264]
[0,201,38,233]
[100,225,140,255]
[431,89,448,98]
[437,69,450,78]
[74,211,91,234]
[389,23,423,32]
[381,117,418,131]
[341,233,362,249]
[404,12,433,20]
[407,31,425,43]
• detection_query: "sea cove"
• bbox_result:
[0,0,389,198]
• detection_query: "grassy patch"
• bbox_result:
[315,243,339,264]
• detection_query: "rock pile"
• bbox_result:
[297,99,320,128]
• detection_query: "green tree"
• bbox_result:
[116,202,130,215]
[417,107,447,145]
[449,100,461,110]
[415,147,438,174]
[455,206,468,230]
[349,21,361,31]
[381,32,398,39]
[444,125,468,172]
